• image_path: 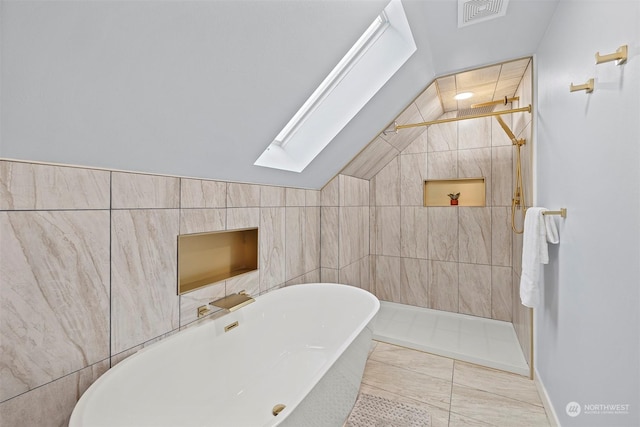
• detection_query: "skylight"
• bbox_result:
[254,0,416,173]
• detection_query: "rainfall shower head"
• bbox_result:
[456,96,519,118]
[456,104,496,118]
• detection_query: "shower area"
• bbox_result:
[330,57,535,377]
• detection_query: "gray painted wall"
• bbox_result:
[535,1,640,425]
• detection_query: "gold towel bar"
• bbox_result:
[595,44,627,65]
[542,208,567,218]
[569,79,594,93]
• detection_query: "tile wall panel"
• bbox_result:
[226,207,260,230]
[341,137,399,180]
[0,359,109,427]
[458,263,492,318]
[320,268,339,283]
[492,266,513,322]
[339,260,362,288]
[0,161,110,210]
[180,178,226,208]
[110,209,180,354]
[458,207,492,265]
[340,174,369,207]
[303,207,321,273]
[458,148,492,206]
[0,211,110,402]
[320,207,339,269]
[427,207,459,262]
[374,255,401,302]
[110,330,178,367]
[492,207,512,267]
[414,83,444,123]
[400,153,428,206]
[380,103,426,152]
[339,206,369,268]
[179,208,226,234]
[227,270,260,297]
[305,189,321,207]
[426,150,457,179]
[373,157,400,206]
[321,175,339,206]
[427,112,457,152]
[373,207,401,257]
[458,116,491,150]
[429,260,459,313]
[285,188,306,207]
[400,258,430,307]
[259,207,286,291]
[491,146,513,206]
[285,207,304,281]
[400,206,429,259]
[402,131,429,155]
[112,172,179,209]
[260,185,286,207]
[226,183,260,208]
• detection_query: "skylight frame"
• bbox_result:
[254,0,416,173]
[275,13,390,148]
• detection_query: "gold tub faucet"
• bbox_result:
[209,290,255,312]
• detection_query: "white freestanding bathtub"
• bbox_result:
[69,283,379,427]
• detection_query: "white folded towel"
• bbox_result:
[520,207,560,308]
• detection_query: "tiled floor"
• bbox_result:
[359,341,551,427]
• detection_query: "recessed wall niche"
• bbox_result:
[178,228,258,294]
[424,177,486,207]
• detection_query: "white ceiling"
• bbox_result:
[437,57,532,112]
[0,0,560,189]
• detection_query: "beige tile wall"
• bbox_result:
[320,174,370,292]
[0,160,321,425]
[368,97,521,323]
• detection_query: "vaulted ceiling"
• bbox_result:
[0,0,560,189]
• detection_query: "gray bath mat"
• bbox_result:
[345,393,431,427]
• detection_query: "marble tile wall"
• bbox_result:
[0,160,321,425]
[320,174,371,292]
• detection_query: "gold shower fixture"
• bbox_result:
[495,115,525,147]
[395,102,533,234]
[470,96,519,109]
[494,115,527,233]
[394,105,531,131]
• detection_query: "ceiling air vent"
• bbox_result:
[458,0,510,28]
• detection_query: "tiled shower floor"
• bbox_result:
[372,301,530,376]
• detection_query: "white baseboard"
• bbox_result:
[535,368,561,427]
